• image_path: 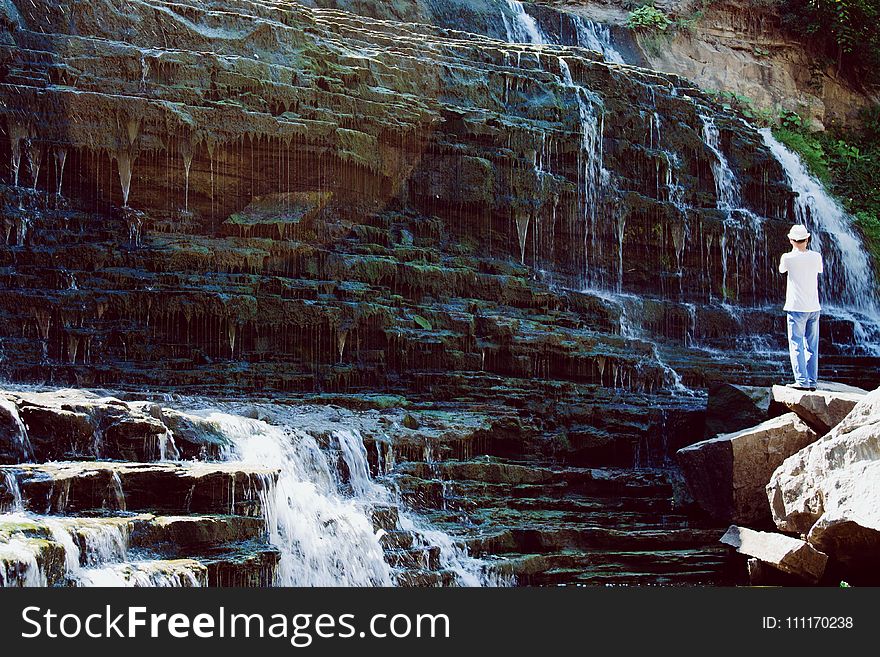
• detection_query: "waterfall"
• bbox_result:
[700,115,741,210]
[73,562,205,587]
[558,57,606,288]
[501,0,544,44]
[208,411,392,586]
[699,115,768,303]
[0,398,33,461]
[2,471,23,512]
[572,15,624,64]
[0,512,133,586]
[205,409,500,586]
[760,128,879,318]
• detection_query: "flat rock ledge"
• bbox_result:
[720,525,827,583]
[770,383,867,435]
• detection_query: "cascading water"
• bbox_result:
[207,411,392,586]
[558,57,606,289]
[1,471,23,512]
[760,128,879,318]
[202,409,501,586]
[0,511,169,587]
[73,562,205,587]
[501,0,544,44]
[700,115,741,210]
[699,115,767,303]
[0,398,33,461]
[572,15,624,64]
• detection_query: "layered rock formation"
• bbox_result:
[0,0,877,586]
[1,387,737,586]
[1,0,877,399]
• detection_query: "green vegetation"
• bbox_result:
[780,0,880,86]
[626,5,673,32]
[413,314,433,330]
[704,89,776,126]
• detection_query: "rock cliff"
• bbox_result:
[0,0,877,586]
[536,0,877,129]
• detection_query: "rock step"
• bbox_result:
[0,462,278,516]
[199,545,280,587]
[0,513,267,558]
[129,515,268,554]
[71,559,208,587]
[1,514,279,587]
[0,533,66,586]
[384,546,441,571]
[394,568,459,588]
[430,494,676,515]
[492,547,736,585]
[387,465,672,509]
[466,526,726,557]
[378,529,414,550]
[370,504,400,532]
[426,507,697,532]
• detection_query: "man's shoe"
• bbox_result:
[786,383,811,391]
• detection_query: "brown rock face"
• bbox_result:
[677,412,818,526]
[720,525,827,583]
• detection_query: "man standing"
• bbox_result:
[779,224,823,391]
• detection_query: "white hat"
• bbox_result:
[787,224,810,241]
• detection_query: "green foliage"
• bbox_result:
[854,211,880,263]
[703,90,776,127]
[773,111,831,181]
[413,314,432,330]
[780,0,880,85]
[626,5,673,32]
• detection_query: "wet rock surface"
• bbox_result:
[0,0,878,586]
[0,387,742,586]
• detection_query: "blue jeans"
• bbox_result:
[787,311,820,387]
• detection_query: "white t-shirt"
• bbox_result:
[779,249,823,312]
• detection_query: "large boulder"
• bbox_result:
[704,382,772,439]
[677,413,818,526]
[770,383,867,435]
[720,525,828,583]
[767,388,880,579]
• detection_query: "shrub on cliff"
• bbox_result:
[626,4,673,32]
